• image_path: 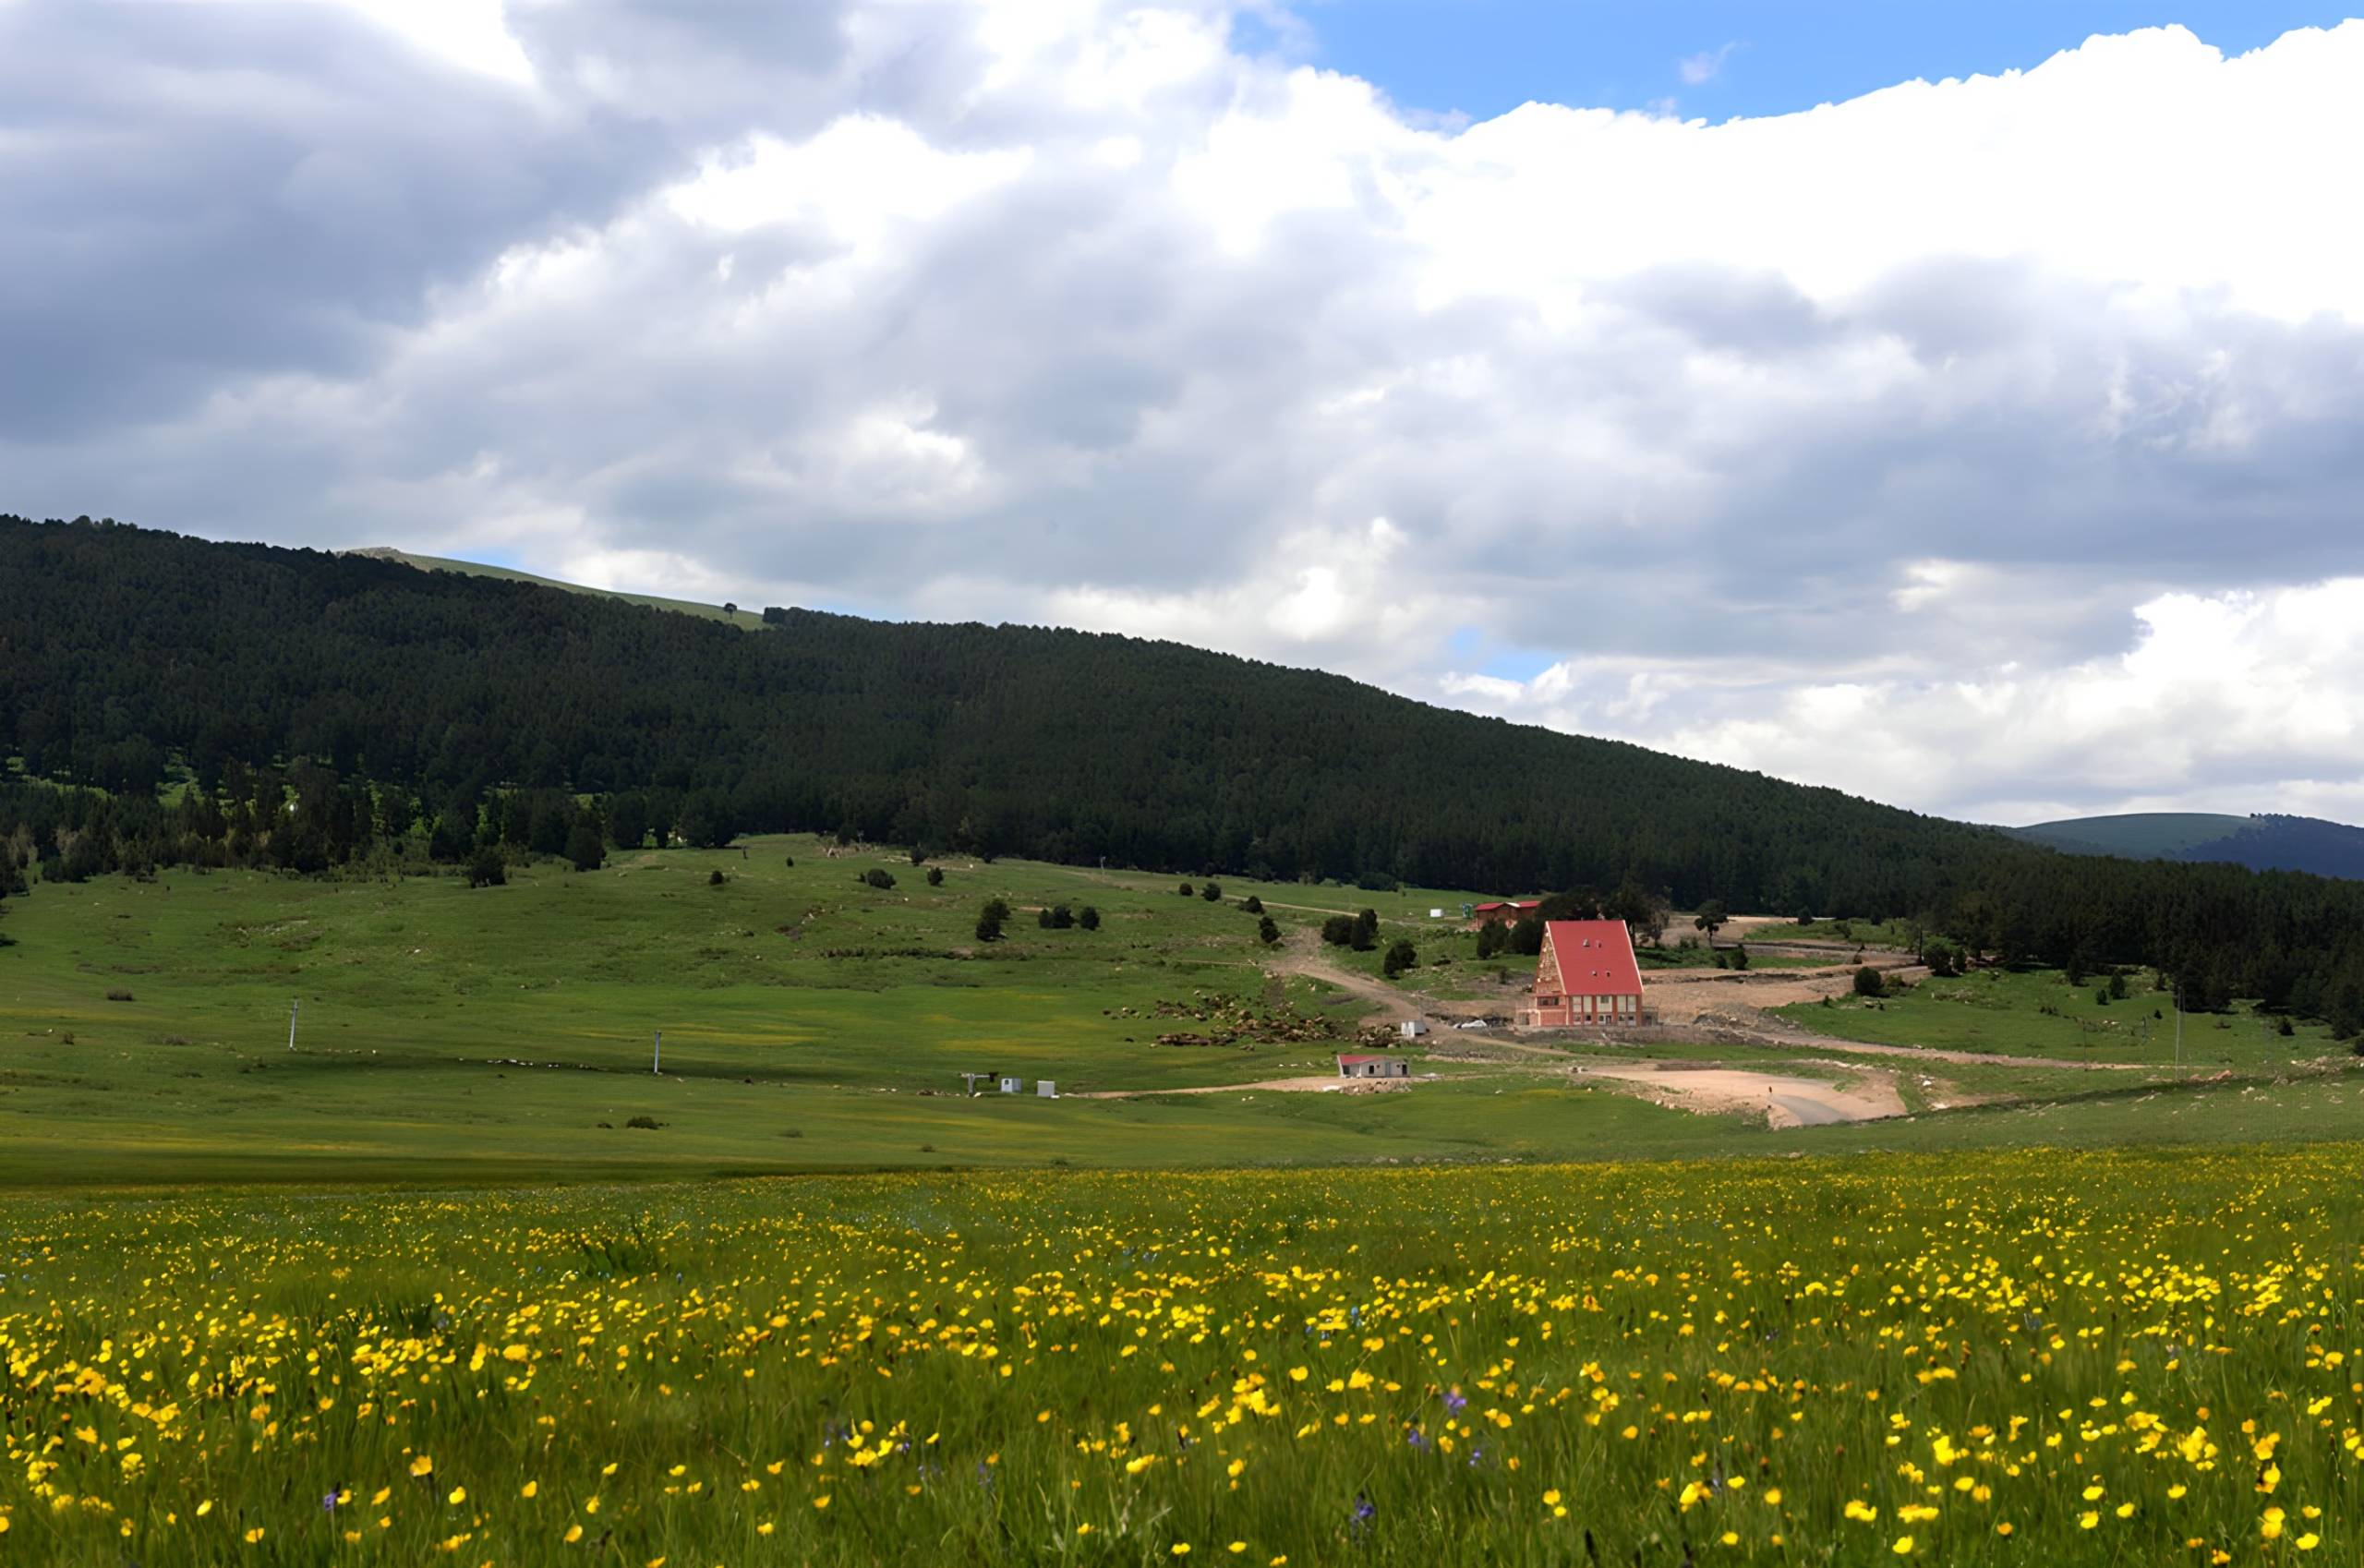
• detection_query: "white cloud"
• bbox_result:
[9,4,2364,824]
[1677,42,1739,86]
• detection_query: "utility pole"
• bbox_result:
[2173,980,2182,1069]
[287,997,299,1052]
[652,1031,662,1076]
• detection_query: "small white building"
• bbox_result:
[1399,1019,1429,1039]
[1036,1080,1056,1098]
[998,1076,1023,1094]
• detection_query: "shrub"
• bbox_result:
[2096,989,2110,1006]
[1381,939,1418,979]
[1240,894,1263,914]
[1475,919,1506,960]
[2108,971,2129,1000]
[1509,916,1543,957]
[926,866,944,887]
[1320,914,1357,947]
[1257,915,1281,946]
[1353,909,1380,951]
[1853,965,1884,998]
[1728,944,1750,971]
[781,855,794,868]
[1177,882,1193,897]
[2278,1015,2296,1037]
[105,988,134,1002]
[863,868,896,890]
[1079,906,1100,931]
[622,1115,663,1130]
[1200,882,1222,902]
[466,847,506,888]
[709,868,728,887]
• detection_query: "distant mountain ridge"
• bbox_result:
[2009,812,2364,880]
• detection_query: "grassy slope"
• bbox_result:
[344,547,765,629]
[5,844,2358,1187]
[0,841,1764,1182]
[1774,963,2345,1067]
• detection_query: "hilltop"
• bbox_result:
[344,546,769,629]
[2010,811,2364,880]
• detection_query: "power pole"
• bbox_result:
[652,1031,662,1075]
[287,997,299,1052]
[2173,980,2182,1069]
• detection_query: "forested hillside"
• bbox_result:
[7,513,2364,1031]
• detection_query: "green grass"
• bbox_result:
[5,1145,2363,1564]
[1777,963,2345,1067]
[344,548,771,628]
[8,850,2363,1186]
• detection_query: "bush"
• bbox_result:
[974,913,1003,943]
[1353,909,1379,951]
[926,866,944,887]
[1257,915,1281,946]
[1079,906,1100,931]
[709,868,727,887]
[1475,919,1506,960]
[982,897,1011,923]
[1177,882,1194,897]
[1853,965,1884,997]
[622,1115,663,1130]
[1509,916,1544,957]
[2095,989,2110,1006]
[466,847,506,888]
[1729,944,1750,971]
[781,855,794,868]
[1381,939,1418,979]
[1200,881,1222,902]
[2108,971,2128,1000]
[1240,894,1263,914]
[105,988,134,1002]
[1321,914,1357,947]
[566,819,607,873]
[2278,1015,2296,1037]
[863,868,896,890]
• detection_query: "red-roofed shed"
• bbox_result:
[1518,920,1646,1028]
[1335,1053,1410,1080]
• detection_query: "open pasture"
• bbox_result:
[3,1147,2360,1564]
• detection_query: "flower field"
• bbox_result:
[2,1149,2359,1564]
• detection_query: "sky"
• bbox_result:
[6,1,2364,828]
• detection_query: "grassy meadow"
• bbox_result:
[3,838,2360,1183]
[1780,965,2345,1067]
[0,840,1762,1182]
[5,1149,2363,1565]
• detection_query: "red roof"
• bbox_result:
[1335,1054,1396,1066]
[1473,899,1540,914]
[1541,920,1643,996]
